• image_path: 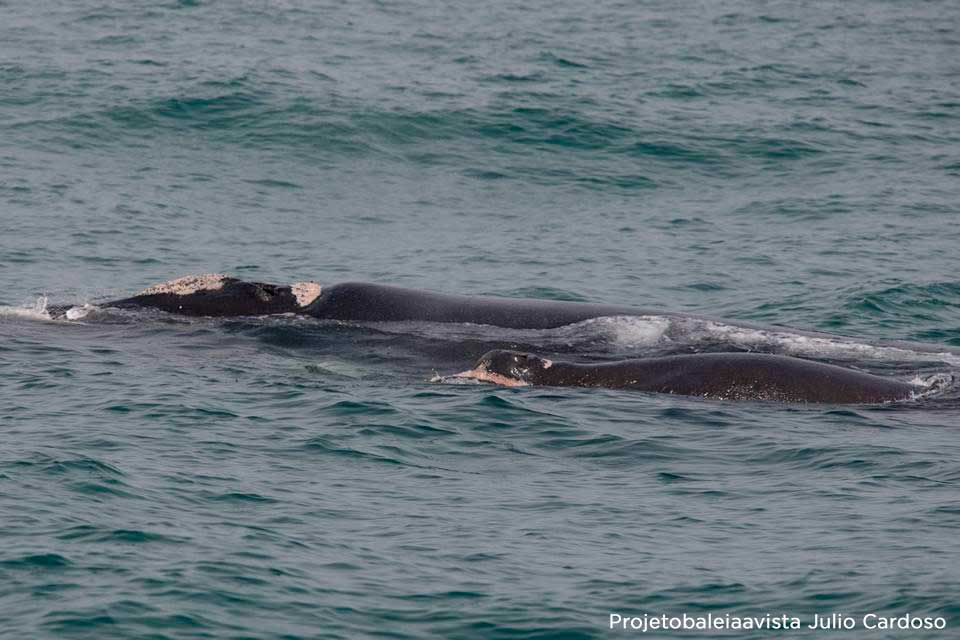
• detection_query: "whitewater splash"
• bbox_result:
[586,315,960,367]
[0,296,54,322]
[64,304,95,321]
[361,315,958,366]
[0,298,102,323]
[909,373,955,400]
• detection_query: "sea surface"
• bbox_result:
[2,1,960,638]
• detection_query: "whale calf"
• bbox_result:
[455,350,920,404]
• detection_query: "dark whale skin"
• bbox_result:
[99,278,300,317]
[305,282,656,329]
[474,350,918,404]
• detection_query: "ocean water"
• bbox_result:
[2,0,960,637]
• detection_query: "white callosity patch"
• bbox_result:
[449,364,529,387]
[138,273,227,296]
[291,281,322,307]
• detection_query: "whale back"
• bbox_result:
[476,350,917,404]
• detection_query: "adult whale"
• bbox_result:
[303,281,662,328]
[44,274,960,358]
[456,350,920,404]
[45,273,831,333]
[60,274,661,328]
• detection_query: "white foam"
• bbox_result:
[65,304,95,321]
[907,373,955,399]
[354,313,958,367]
[0,296,53,321]
[576,315,673,347]
[431,373,483,385]
[354,315,673,349]
[574,315,960,366]
[675,319,960,366]
[443,365,529,387]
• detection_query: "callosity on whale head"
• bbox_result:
[477,350,553,382]
[49,275,325,320]
[451,350,554,386]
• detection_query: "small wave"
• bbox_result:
[0,553,71,569]
[303,361,365,378]
[431,373,482,385]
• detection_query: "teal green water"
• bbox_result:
[2,1,960,638]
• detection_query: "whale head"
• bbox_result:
[453,350,554,386]
[112,275,323,317]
